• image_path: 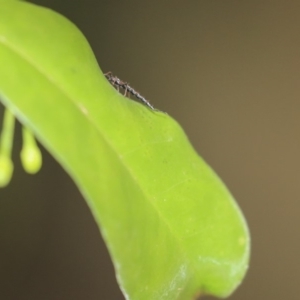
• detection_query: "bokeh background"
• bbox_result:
[0,0,299,299]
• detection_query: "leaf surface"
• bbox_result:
[0,1,250,299]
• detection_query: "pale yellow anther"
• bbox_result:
[20,127,42,174]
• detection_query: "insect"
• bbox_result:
[105,72,155,110]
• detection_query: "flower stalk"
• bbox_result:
[0,108,15,187]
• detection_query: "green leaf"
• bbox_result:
[0,1,250,299]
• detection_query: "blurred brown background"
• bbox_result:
[0,0,299,299]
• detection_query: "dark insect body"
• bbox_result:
[105,72,155,110]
